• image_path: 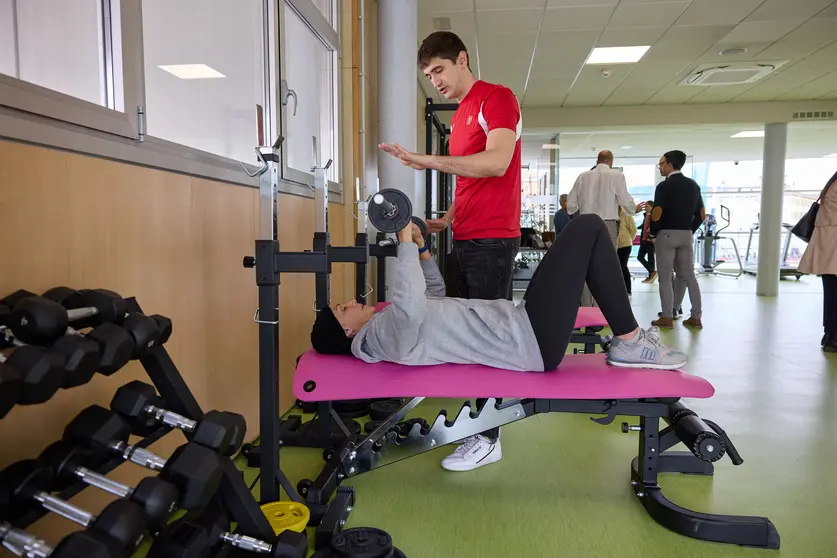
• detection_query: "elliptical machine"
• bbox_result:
[694,205,743,278]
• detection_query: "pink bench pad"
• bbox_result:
[574,306,607,329]
[375,302,606,329]
[293,351,714,402]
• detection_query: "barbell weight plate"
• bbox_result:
[260,501,311,535]
[368,400,402,422]
[333,399,371,419]
[368,189,412,233]
[331,527,394,558]
[410,216,428,237]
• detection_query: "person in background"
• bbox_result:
[554,194,571,234]
[617,207,637,297]
[379,31,521,472]
[637,201,657,283]
[567,150,644,306]
[649,150,704,329]
[797,170,837,351]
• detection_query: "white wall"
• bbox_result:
[1,0,104,105]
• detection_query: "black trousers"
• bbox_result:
[617,246,633,294]
[451,237,519,440]
[637,241,655,275]
[524,214,639,370]
[823,275,837,334]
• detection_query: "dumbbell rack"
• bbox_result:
[5,297,278,542]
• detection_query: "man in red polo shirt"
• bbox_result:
[379,31,521,472]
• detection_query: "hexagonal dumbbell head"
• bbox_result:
[192,411,247,456]
[51,530,126,558]
[148,519,211,558]
[161,443,222,511]
[86,323,135,376]
[51,336,100,388]
[151,315,173,345]
[5,346,65,405]
[121,313,160,358]
[0,363,21,419]
[110,380,160,436]
[63,405,131,460]
[272,530,308,558]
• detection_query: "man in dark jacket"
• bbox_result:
[649,150,705,329]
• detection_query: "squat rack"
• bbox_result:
[424,98,457,280]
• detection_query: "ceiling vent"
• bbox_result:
[433,17,451,31]
[679,62,787,86]
[792,110,835,120]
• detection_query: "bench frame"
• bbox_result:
[299,396,780,550]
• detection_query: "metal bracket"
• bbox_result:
[281,80,298,116]
[252,308,279,325]
[590,401,617,425]
[358,284,374,299]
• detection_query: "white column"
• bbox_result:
[377,0,421,219]
[756,123,788,297]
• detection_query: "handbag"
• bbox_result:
[792,177,837,243]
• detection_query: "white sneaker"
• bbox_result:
[440,435,502,472]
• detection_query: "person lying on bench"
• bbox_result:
[311,213,687,373]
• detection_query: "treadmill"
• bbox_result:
[742,223,802,280]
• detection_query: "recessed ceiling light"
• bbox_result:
[731,130,764,138]
[158,64,226,79]
[542,144,560,150]
[586,46,651,65]
[719,48,747,56]
[621,145,632,149]
[824,153,837,158]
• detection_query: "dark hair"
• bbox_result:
[646,200,653,206]
[663,150,687,170]
[417,32,469,70]
[310,307,353,355]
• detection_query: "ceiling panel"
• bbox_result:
[476,8,543,34]
[777,70,837,100]
[419,0,473,11]
[547,0,618,6]
[607,1,690,29]
[523,77,576,106]
[646,84,706,104]
[418,10,476,40]
[815,2,837,18]
[596,26,669,46]
[674,0,764,27]
[695,41,773,62]
[476,0,547,8]
[733,40,837,101]
[530,30,600,79]
[562,65,635,106]
[686,84,760,103]
[479,32,537,93]
[541,5,615,31]
[717,20,804,44]
[816,88,837,99]
[604,58,694,105]
[754,17,837,59]
[745,0,835,22]
[642,24,736,61]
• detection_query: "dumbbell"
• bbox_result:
[1,325,100,389]
[0,460,149,554]
[7,295,136,375]
[63,405,222,510]
[369,189,413,233]
[43,287,163,354]
[149,506,307,558]
[311,527,406,558]
[0,363,21,419]
[0,522,125,558]
[0,346,64,405]
[39,441,178,530]
[110,380,246,456]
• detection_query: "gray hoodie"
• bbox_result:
[351,243,545,371]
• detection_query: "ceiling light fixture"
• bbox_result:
[621,145,632,149]
[586,46,650,65]
[158,64,226,79]
[719,48,748,56]
[542,144,560,150]
[731,130,765,138]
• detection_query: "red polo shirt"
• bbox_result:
[449,80,522,241]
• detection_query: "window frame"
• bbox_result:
[0,0,344,201]
[277,0,341,195]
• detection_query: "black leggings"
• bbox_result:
[617,246,632,294]
[637,241,655,275]
[524,214,639,370]
[823,274,837,334]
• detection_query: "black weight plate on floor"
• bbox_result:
[298,416,361,437]
[331,527,393,558]
[393,548,406,558]
[363,420,383,434]
[333,399,371,419]
[368,400,402,421]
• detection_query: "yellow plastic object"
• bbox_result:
[260,501,310,535]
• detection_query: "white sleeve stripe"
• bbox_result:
[477,95,522,141]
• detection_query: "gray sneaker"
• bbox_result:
[606,327,688,370]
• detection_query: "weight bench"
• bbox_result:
[292,352,780,550]
[572,306,607,354]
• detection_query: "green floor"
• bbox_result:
[241,273,836,558]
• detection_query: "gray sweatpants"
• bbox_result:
[656,229,701,319]
[581,220,618,307]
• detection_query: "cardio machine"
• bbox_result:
[742,222,803,280]
[694,205,743,278]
